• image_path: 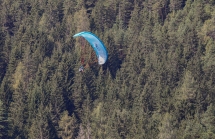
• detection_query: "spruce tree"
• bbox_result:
[0,99,9,138]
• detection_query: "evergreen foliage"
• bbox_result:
[0,0,215,138]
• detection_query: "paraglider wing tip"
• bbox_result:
[98,56,106,65]
[73,31,90,38]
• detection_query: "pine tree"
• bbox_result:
[91,0,117,31]
[201,104,215,138]
[28,105,51,139]
[118,0,134,28]
[158,113,175,139]
[73,6,90,32]
[169,0,184,15]
[0,30,7,83]
[9,62,28,138]
[58,111,78,139]
[0,99,9,138]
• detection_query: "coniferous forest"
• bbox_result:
[1,0,215,138]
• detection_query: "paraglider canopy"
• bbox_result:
[73,31,108,65]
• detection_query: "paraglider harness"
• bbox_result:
[79,65,84,72]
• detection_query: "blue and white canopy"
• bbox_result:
[73,31,108,65]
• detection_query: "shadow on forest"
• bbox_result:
[106,59,122,79]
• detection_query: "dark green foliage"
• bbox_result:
[0,100,9,138]
[0,0,215,138]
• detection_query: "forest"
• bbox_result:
[0,0,215,138]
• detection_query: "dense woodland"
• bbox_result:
[0,0,215,138]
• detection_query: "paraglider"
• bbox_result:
[73,31,108,72]
[79,65,84,72]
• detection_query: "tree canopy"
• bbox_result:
[0,0,215,138]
